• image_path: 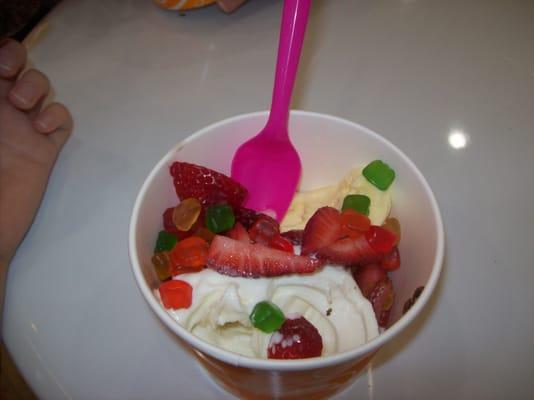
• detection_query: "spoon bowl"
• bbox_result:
[231,124,301,219]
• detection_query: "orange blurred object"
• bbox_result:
[154,0,247,13]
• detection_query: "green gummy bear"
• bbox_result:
[342,194,371,216]
[205,204,235,233]
[362,160,395,191]
[154,231,178,252]
[249,301,285,333]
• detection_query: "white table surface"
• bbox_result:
[3,0,534,399]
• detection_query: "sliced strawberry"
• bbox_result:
[317,235,381,266]
[207,235,322,278]
[380,246,401,271]
[365,226,397,254]
[269,234,294,253]
[369,278,395,327]
[340,209,371,238]
[268,317,323,359]
[281,229,304,246]
[249,215,280,246]
[352,264,387,298]
[170,162,247,208]
[301,207,343,255]
[234,207,259,230]
[226,222,250,243]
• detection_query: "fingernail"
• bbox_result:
[0,41,18,73]
[10,81,37,106]
[35,110,55,131]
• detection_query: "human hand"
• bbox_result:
[0,39,73,266]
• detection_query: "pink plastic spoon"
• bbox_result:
[231,0,311,221]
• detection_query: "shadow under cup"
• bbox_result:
[129,111,444,399]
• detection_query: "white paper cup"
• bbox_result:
[129,111,444,399]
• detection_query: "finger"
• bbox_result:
[217,0,247,13]
[0,39,27,79]
[33,102,73,148]
[8,68,50,111]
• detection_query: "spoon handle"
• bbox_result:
[266,0,311,137]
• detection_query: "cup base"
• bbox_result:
[193,350,377,400]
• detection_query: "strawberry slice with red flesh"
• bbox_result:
[317,235,382,266]
[366,225,397,253]
[316,225,396,266]
[207,235,322,278]
[249,215,280,246]
[352,263,387,298]
[170,162,247,208]
[301,207,343,256]
[380,246,401,271]
[269,234,294,253]
[369,277,395,328]
[226,222,250,243]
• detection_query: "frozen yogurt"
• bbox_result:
[281,168,392,231]
[162,265,378,358]
[154,159,400,360]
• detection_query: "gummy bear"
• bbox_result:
[342,194,371,216]
[173,198,202,231]
[250,301,285,333]
[205,204,235,233]
[362,160,395,191]
[159,280,193,310]
[152,252,171,281]
[382,217,401,245]
[169,236,209,275]
[154,231,178,252]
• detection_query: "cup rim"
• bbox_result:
[129,110,444,371]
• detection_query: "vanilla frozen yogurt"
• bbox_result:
[163,266,378,358]
[281,167,392,231]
